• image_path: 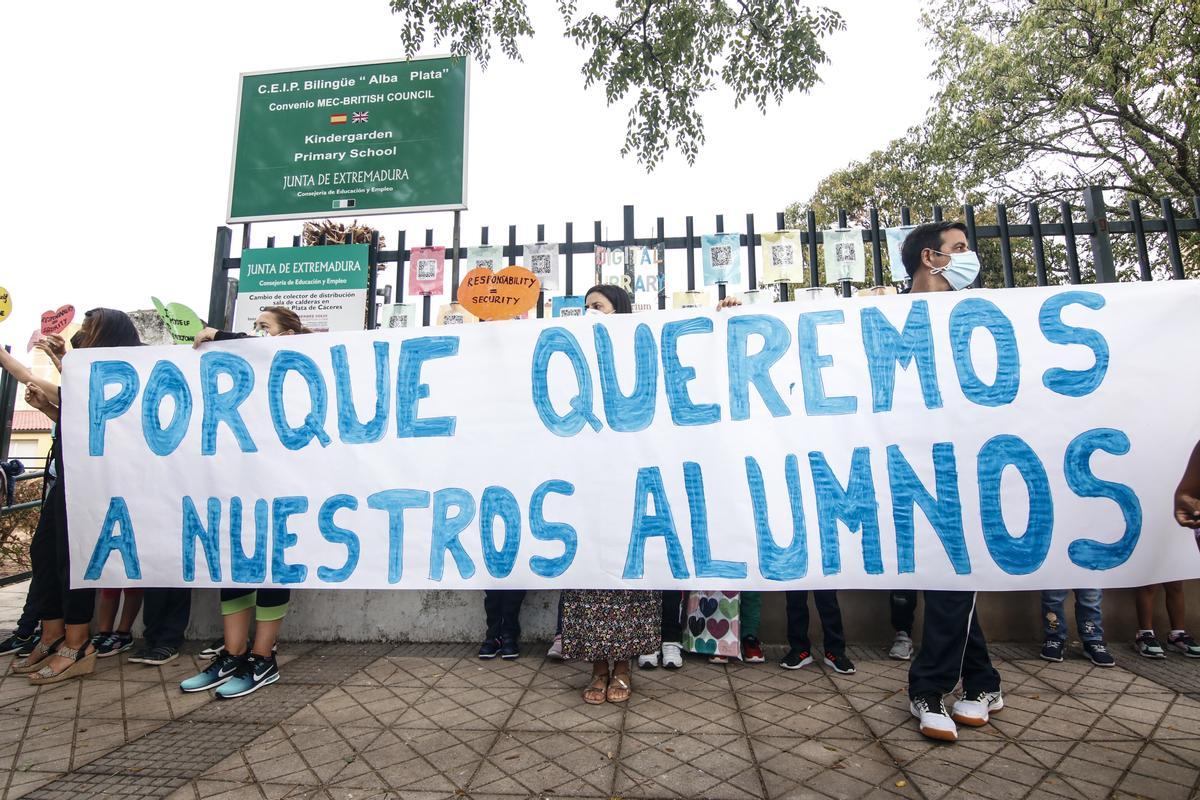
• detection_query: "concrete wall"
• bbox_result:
[184,584,1200,646]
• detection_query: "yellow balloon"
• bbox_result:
[0,286,11,325]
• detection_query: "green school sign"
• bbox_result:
[227,56,469,223]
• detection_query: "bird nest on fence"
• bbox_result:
[302,220,387,269]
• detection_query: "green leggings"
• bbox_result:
[741,591,762,638]
[219,589,290,622]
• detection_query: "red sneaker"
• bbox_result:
[742,636,765,663]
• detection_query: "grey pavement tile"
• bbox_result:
[739,691,872,739]
[503,684,627,732]
[624,689,748,736]
[468,729,617,797]
[3,769,63,800]
[434,657,540,690]
[389,685,522,730]
[728,664,839,697]
[344,655,459,688]
[616,731,764,800]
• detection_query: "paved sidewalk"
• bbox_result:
[1,588,1198,799]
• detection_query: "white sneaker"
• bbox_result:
[952,689,1003,727]
[546,635,563,660]
[889,631,913,661]
[637,651,659,669]
[910,694,957,742]
[661,642,683,669]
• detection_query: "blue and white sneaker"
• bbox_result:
[180,651,244,693]
[215,653,279,699]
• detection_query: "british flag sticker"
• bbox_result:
[351,111,369,123]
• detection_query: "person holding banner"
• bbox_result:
[562,285,661,704]
[1,309,143,685]
[898,222,1003,743]
[180,306,310,698]
[1177,441,1200,533]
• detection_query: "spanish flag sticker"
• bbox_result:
[330,113,348,125]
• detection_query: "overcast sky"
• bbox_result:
[0,0,938,351]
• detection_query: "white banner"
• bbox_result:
[63,282,1200,590]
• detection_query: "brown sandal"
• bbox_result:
[606,673,631,703]
[583,673,609,705]
[29,644,96,685]
[10,636,64,675]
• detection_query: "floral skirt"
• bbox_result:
[561,589,661,662]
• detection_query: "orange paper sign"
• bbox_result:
[456,267,541,320]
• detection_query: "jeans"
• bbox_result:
[890,590,918,635]
[909,591,1000,699]
[1041,589,1104,642]
[661,590,684,642]
[785,590,845,656]
[142,588,192,648]
[484,590,525,641]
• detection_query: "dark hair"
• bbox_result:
[583,284,633,315]
[900,221,968,277]
[262,306,313,334]
[78,308,143,348]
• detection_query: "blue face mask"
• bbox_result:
[930,250,981,290]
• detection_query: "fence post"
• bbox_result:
[1082,186,1117,283]
[0,351,16,463]
[208,226,234,327]
[366,230,380,328]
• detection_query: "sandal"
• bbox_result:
[29,644,96,685]
[583,673,609,705]
[10,636,64,674]
[606,673,632,703]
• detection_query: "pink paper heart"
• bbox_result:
[706,618,730,640]
[40,304,75,335]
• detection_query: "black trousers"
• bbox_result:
[908,590,1001,699]
[890,590,919,635]
[661,590,684,642]
[26,481,94,626]
[785,590,845,655]
[484,589,526,640]
[143,588,193,648]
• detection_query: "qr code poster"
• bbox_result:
[523,243,561,291]
[884,226,917,282]
[436,303,478,326]
[701,233,742,286]
[408,247,445,295]
[822,228,867,283]
[671,291,710,310]
[465,245,505,274]
[552,295,586,318]
[379,303,418,330]
[760,230,805,283]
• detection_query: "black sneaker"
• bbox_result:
[94,631,134,658]
[1168,632,1200,658]
[1040,638,1065,662]
[131,645,180,666]
[215,653,279,699]
[823,651,856,674]
[16,632,42,658]
[1083,641,1115,667]
[499,637,520,659]
[1134,631,1166,659]
[478,638,502,659]
[198,638,228,659]
[780,649,813,670]
[0,632,38,656]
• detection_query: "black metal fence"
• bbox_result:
[207,185,1198,330]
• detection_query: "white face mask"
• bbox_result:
[930,250,981,290]
[584,307,608,317]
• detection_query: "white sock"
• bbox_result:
[1171,629,1187,639]
[1138,629,1155,637]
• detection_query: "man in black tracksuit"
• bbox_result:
[900,221,1003,743]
